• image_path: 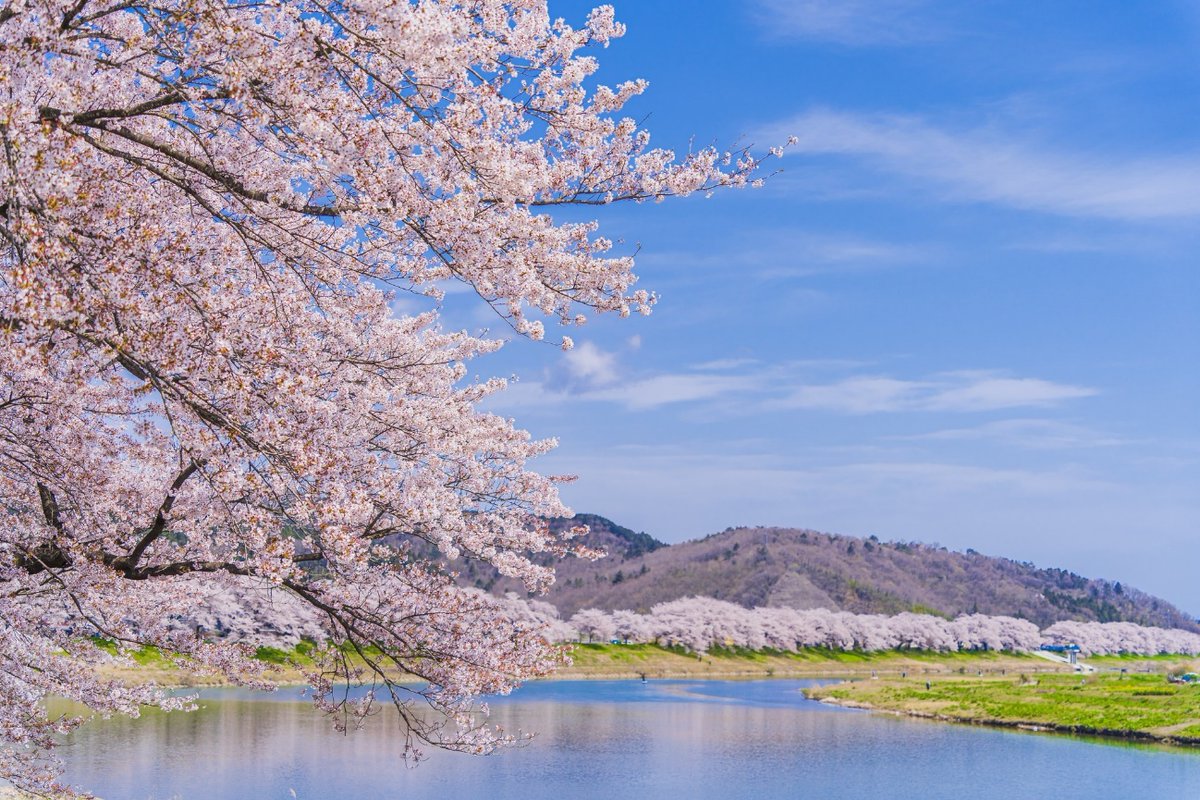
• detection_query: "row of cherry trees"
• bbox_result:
[518,596,1200,656]
[565,597,1040,653]
[69,586,1199,658]
[1041,620,1200,656]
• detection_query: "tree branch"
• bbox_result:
[112,460,202,572]
[14,483,72,573]
[69,89,231,125]
[36,482,62,531]
[68,119,343,217]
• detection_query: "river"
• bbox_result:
[53,679,1200,799]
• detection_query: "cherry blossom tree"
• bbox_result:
[0,0,772,792]
[648,597,755,652]
[951,614,1040,653]
[609,609,652,644]
[555,599,1050,656]
[1042,620,1200,656]
[505,595,1200,661]
[568,607,615,643]
[492,591,576,644]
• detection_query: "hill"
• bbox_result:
[469,517,1197,632]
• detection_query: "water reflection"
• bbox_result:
[53,680,1200,800]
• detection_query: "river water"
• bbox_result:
[53,679,1200,799]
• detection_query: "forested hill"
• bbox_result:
[472,517,1198,632]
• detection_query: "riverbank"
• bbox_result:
[805,670,1200,747]
[555,643,1062,680]
[73,645,1200,755]
[91,641,1197,691]
[92,642,1080,687]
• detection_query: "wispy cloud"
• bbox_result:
[773,371,1096,414]
[562,340,618,388]
[636,232,940,283]
[924,374,1097,411]
[550,446,1120,538]
[753,0,945,46]
[693,357,761,372]
[489,359,1096,416]
[898,418,1127,449]
[773,375,920,414]
[765,109,1200,220]
[584,372,757,411]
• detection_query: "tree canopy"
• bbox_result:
[0,0,769,792]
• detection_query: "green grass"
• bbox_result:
[1089,652,1181,661]
[252,646,294,665]
[781,646,879,663]
[768,646,1029,665]
[707,645,774,662]
[572,642,646,662]
[1087,653,1198,667]
[90,637,170,666]
[807,673,1200,743]
[95,636,320,668]
[559,642,1050,680]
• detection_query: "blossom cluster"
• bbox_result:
[0,0,774,793]
[558,596,1200,656]
[1041,620,1200,656]
[566,597,1041,653]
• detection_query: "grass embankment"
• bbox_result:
[1083,653,1198,672]
[96,638,1195,687]
[805,670,1200,746]
[92,640,335,687]
[555,643,1057,680]
[94,640,1073,686]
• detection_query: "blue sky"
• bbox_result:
[454,2,1200,613]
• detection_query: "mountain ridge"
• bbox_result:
[470,515,1197,632]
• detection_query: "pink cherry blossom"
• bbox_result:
[554,598,1187,660]
[0,1,771,793]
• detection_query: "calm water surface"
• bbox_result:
[55,679,1200,800]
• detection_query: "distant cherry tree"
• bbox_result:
[548,597,1196,658]
[0,0,771,792]
[569,608,616,643]
[1042,620,1200,656]
[610,609,653,644]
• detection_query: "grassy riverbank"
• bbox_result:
[805,670,1200,746]
[556,643,1059,679]
[95,639,1194,688]
[93,641,1077,686]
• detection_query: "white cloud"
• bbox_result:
[753,0,943,46]
[480,370,754,414]
[563,340,618,387]
[780,376,927,413]
[585,373,755,411]
[921,375,1097,412]
[776,371,1097,413]
[488,362,1095,417]
[694,357,761,372]
[902,418,1126,449]
[767,109,1200,220]
[637,232,936,279]
[550,446,1120,540]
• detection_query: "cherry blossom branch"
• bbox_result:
[113,459,202,572]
